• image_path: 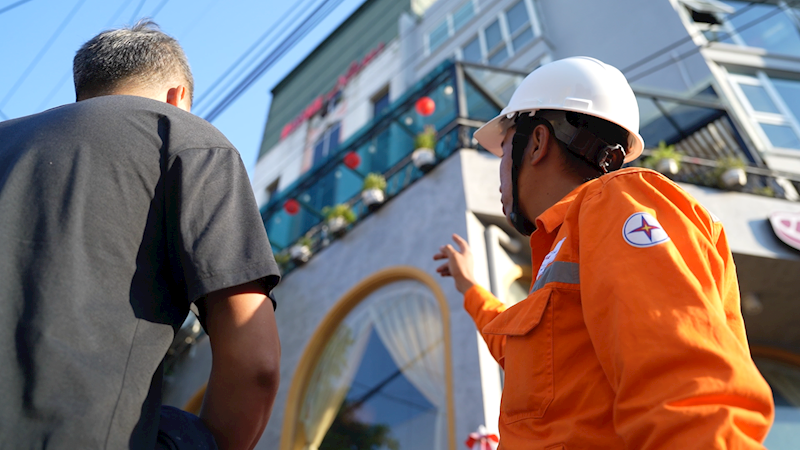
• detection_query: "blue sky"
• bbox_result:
[0,0,367,177]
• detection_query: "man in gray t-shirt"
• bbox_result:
[0,21,281,449]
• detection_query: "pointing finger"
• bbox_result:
[452,234,469,252]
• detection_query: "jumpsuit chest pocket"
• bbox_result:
[482,289,554,423]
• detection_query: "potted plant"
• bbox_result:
[646,141,681,176]
[322,204,356,237]
[362,173,387,211]
[715,156,748,189]
[289,236,313,264]
[412,125,437,172]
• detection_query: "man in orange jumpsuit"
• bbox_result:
[433,56,774,449]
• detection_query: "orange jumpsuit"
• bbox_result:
[465,168,774,449]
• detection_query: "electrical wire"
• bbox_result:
[0,0,88,110]
[202,0,349,122]
[627,0,800,82]
[128,0,146,24]
[192,0,319,113]
[0,0,33,15]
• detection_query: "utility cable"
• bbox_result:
[128,0,146,23]
[0,0,88,110]
[621,0,766,74]
[203,0,347,122]
[0,0,33,15]
[193,0,318,113]
[628,0,799,82]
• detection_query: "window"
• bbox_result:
[728,72,800,151]
[426,0,478,54]
[295,280,450,450]
[312,122,341,167]
[372,89,390,119]
[685,1,800,56]
[456,0,539,66]
[265,178,280,204]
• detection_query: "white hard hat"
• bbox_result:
[473,56,644,162]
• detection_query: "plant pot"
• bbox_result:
[327,216,348,236]
[289,244,311,264]
[412,147,436,173]
[655,157,679,176]
[720,167,747,188]
[362,188,385,211]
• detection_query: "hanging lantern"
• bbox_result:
[283,199,300,215]
[415,96,436,116]
[343,151,361,169]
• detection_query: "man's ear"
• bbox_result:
[527,123,551,166]
[166,85,191,112]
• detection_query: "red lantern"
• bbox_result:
[283,199,300,215]
[343,151,361,169]
[415,96,436,116]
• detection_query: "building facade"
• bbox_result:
[165,1,800,448]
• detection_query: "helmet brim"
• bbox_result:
[473,109,645,163]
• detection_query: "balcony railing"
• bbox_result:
[262,60,799,275]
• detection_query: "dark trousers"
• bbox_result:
[156,406,218,450]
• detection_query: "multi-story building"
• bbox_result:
[165,1,800,448]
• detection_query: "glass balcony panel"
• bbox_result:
[464,66,523,105]
[773,78,800,123]
[464,78,501,122]
[265,208,299,250]
[333,166,364,205]
[637,97,683,145]
[740,84,781,113]
[725,2,800,56]
[761,123,800,149]
[656,100,725,136]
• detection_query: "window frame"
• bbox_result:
[425,0,479,55]
[727,69,800,154]
[453,0,539,66]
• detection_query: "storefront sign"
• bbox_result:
[280,42,386,140]
[769,211,800,252]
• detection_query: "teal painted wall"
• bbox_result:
[258,0,413,159]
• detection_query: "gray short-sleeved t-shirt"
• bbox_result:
[0,96,280,449]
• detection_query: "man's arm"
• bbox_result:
[579,174,773,449]
[199,281,280,450]
[434,234,508,363]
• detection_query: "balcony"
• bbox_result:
[261,60,799,275]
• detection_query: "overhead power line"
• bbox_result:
[202,0,348,123]
[0,0,33,15]
[193,0,318,113]
[0,0,88,111]
[627,0,799,82]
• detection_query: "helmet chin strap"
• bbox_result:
[509,114,537,236]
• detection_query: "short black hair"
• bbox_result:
[73,20,193,102]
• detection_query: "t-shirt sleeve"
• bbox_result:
[166,146,280,307]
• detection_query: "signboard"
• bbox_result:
[769,211,800,252]
[280,42,386,140]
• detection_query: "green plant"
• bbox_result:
[274,251,291,266]
[362,173,387,191]
[295,236,313,248]
[414,125,437,149]
[322,204,356,224]
[645,141,682,170]
[717,155,747,170]
[753,185,776,197]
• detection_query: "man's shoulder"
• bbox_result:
[582,167,693,202]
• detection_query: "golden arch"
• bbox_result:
[279,266,456,450]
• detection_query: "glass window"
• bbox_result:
[296,281,450,450]
[773,78,800,124]
[506,0,530,35]
[484,20,504,53]
[488,47,509,66]
[722,1,800,56]
[462,36,482,63]
[372,91,390,118]
[740,84,781,113]
[453,1,475,31]
[512,27,534,52]
[429,20,450,53]
[761,123,800,149]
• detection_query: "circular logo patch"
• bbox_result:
[622,212,670,248]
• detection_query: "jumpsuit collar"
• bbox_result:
[534,182,590,235]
